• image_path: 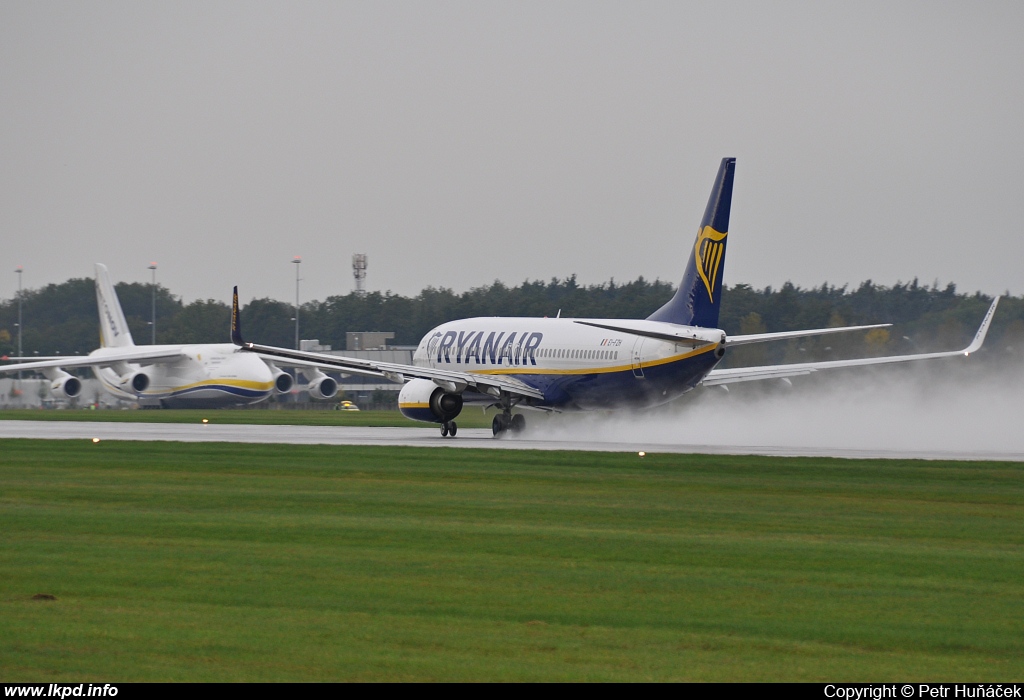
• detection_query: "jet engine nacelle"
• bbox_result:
[303,369,338,400]
[270,367,294,394]
[49,372,82,400]
[398,378,463,424]
[119,370,150,394]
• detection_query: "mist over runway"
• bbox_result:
[0,417,1021,463]
[3,358,1020,462]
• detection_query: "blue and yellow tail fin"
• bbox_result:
[647,157,735,328]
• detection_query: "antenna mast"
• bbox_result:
[352,254,367,296]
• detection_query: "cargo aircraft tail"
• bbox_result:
[95,263,136,348]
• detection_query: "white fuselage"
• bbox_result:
[92,343,274,408]
[410,316,725,410]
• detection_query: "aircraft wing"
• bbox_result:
[229,288,544,400]
[703,297,999,387]
[240,343,546,400]
[724,323,891,347]
[573,319,892,348]
[0,347,186,375]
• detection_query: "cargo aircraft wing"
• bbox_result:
[229,289,545,401]
[702,297,999,387]
[0,347,187,375]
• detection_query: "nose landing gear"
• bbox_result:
[440,421,458,438]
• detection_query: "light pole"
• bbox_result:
[292,256,301,350]
[15,266,22,380]
[148,263,157,345]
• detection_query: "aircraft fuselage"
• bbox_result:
[91,343,274,408]
[412,317,726,410]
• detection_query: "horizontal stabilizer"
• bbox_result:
[573,320,720,347]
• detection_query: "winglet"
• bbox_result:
[964,297,1000,355]
[231,286,244,346]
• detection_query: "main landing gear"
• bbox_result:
[440,420,458,438]
[492,412,525,438]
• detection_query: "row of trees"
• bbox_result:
[1,275,1022,366]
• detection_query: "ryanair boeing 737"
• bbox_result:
[0,264,340,407]
[231,158,1000,437]
[230,160,999,438]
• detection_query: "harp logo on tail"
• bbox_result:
[694,225,727,302]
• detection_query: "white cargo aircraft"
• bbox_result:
[0,264,341,407]
[231,157,1000,437]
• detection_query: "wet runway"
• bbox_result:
[1,420,1021,462]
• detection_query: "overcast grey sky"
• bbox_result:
[2,1,1022,306]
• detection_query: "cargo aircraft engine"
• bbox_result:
[269,367,294,394]
[49,371,82,400]
[398,378,463,437]
[119,370,150,394]
[303,369,338,400]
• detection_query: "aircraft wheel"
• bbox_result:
[440,422,450,437]
[510,414,526,434]
[492,414,508,437]
[449,421,458,437]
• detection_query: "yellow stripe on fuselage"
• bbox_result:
[468,343,718,376]
[162,378,274,392]
[99,375,273,397]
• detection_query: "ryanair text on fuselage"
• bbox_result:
[428,330,545,366]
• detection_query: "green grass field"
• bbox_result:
[0,408,495,429]
[2,439,1022,681]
